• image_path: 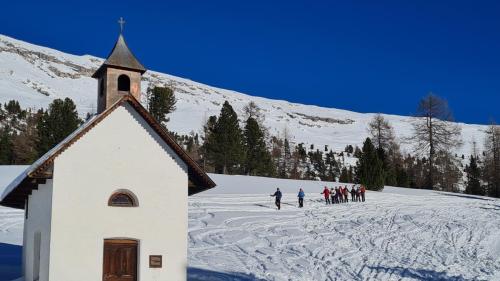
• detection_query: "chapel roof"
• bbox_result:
[0,95,216,209]
[91,34,146,78]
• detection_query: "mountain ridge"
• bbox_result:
[0,33,487,156]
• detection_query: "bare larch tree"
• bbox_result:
[410,93,462,189]
[243,101,264,124]
[368,113,396,151]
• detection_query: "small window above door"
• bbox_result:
[108,191,138,207]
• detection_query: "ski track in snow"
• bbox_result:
[1,186,500,280]
[188,191,500,281]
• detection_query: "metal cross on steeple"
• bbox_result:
[118,17,126,33]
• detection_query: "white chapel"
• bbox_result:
[0,27,216,281]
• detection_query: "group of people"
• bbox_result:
[320,185,366,205]
[270,184,366,210]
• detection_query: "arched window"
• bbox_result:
[108,191,138,207]
[117,74,130,92]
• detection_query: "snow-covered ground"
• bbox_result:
[0,34,488,156]
[0,172,499,280]
[188,175,500,281]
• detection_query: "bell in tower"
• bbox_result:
[92,17,146,113]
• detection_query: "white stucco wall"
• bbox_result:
[23,180,53,281]
[48,104,189,280]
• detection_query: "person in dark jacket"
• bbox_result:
[330,188,335,204]
[297,188,305,208]
[271,188,282,210]
[350,185,356,202]
[321,186,331,204]
[343,185,349,203]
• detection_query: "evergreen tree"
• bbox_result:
[465,156,483,195]
[345,145,354,154]
[11,109,40,164]
[203,101,245,174]
[355,138,385,190]
[309,149,327,180]
[201,115,218,171]
[147,86,177,128]
[434,150,462,192]
[0,127,13,164]
[339,167,349,183]
[4,100,26,120]
[0,101,36,164]
[483,123,500,197]
[36,98,82,156]
[385,142,405,186]
[305,165,315,180]
[354,146,362,158]
[283,138,292,176]
[348,166,354,183]
[384,165,397,186]
[395,165,409,188]
[244,117,274,176]
[289,145,303,179]
[297,143,307,161]
[277,137,292,178]
[325,150,338,181]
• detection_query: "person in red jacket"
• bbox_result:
[343,185,349,203]
[360,185,366,202]
[321,186,331,205]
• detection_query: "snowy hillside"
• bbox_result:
[0,173,499,280]
[0,34,487,156]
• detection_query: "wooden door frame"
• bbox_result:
[103,238,139,281]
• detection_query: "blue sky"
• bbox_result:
[1,0,499,124]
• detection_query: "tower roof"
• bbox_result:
[92,34,146,78]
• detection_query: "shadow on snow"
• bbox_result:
[0,245,266,281]
[367,265,467,281]
[436,192,494,202]
[188,267,267,281]
[0,245,473,281]
[0,243,22,280]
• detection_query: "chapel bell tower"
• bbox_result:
[92,18,146,113]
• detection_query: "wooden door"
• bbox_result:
[103,239,138,281]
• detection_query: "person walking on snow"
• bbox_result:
[330,187,335,204]
[343,185,349,203]
[297,188,305,208]
[350,185,356,202]
[360,185,366,202]
[337,187,343,203]
[271,188,282,210]
[356,186,361,202]
[321,186,331,205]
